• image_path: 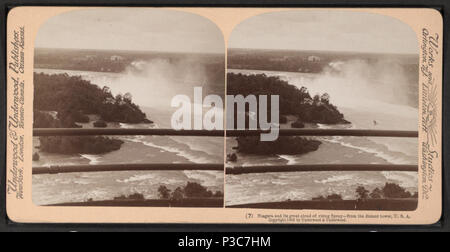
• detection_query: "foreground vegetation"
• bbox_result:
[70,182,224,207]
[236,136,321,155]
[313,183,418,201]
[229,183,418,211]
[157,182,223,200]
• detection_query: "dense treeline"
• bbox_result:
[35,48,224,74]
[157,182,223,200]
[228,48,419,74]
[229,53,324,73]
[34,73,151,124]
[237,136,321,155]
[39,136,123,154]
[312,183,418,201]
[34,110,124,154]
[34,111,78,128]
[355,183,418,200]
[227,73,349,124]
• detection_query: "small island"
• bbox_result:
[237,136,321,155]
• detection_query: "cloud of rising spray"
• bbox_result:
[304,59,418,111]
[105,58,211,109]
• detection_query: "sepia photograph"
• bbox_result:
[31,8,225,207]
[4,4,444,226]
[225,10,420,210]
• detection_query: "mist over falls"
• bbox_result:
[105,58,225,110]
[110,57,419,129]
[312,59,419,109]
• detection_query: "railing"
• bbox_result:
[33,128,419,208]
[33,128,418,175]
[34,128,418,137]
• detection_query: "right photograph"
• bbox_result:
[225,10,419,210]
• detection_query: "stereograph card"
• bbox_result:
[5,7,443,225]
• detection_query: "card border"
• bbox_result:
[0,0,449,232]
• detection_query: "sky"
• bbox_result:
[36,9,419,55]
[35,8,224,54]
[229,10,419,54]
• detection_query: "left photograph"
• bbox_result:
[32,9,225,207]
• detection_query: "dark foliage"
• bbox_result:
[356,186,370,200]
[228,49,326,73]
[311,183,417,201]
[32,152,40,161]
[158,186,171,199]
[227,73,349,125]
[279,115,288,124]
[237,136,321,155]
[157,182,223,200]
[381,183,415,199]
[114,193,145,201]
[291,120,305,128]
[34,110,80,128]
[39,136,123,154]
[312,194,343,201]
[227,153,238,162]
[357,183,417,200]
[34,110,123,155]
[93,120,108,128]
[34,73,151,124]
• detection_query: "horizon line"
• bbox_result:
[34,47,419,57]
[35,47,225,55]
[228,47,419,56]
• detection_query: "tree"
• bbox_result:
[370,188,383,199]
[312,194,343,201]
[93,120,107,128]
[158,185,171,199]
[382,183,412,198]
[321,93,330,104]
[115,94,123,104]
[214,191,224,198]
[34,73,151,124]
[184,182,211,198]
[312,195,326,201]
[123,92,133,104]
[32,152,40,161]
[326,194,343,200]
[299,87,308,94]
[313,94,321,105]
[102,86,111,95]
[356,186,370,200]
[171,187,184,200]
